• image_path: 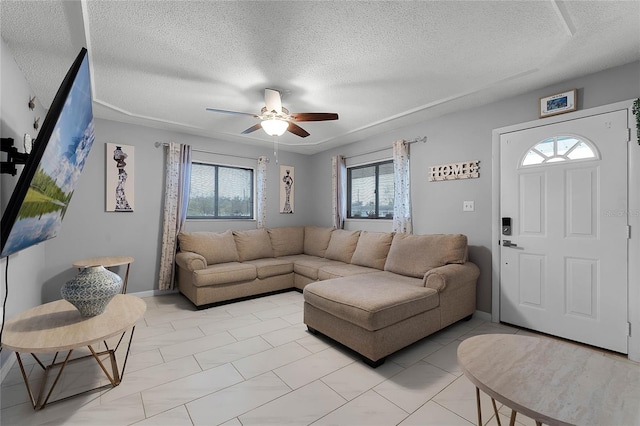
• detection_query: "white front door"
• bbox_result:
[500,110,629,353]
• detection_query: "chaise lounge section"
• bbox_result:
[175,226,480,365]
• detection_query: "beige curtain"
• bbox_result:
[392,140,412,234]
[256,156,268,228]
[332,155,347,229]
[158,143,192,290]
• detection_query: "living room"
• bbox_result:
[1,1,640,424]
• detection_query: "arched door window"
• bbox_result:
[521,136,598,167]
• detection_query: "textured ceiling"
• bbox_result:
[2,1,639,154]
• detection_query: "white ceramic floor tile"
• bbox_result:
[261,323,309,347]
[100,355,202,403]
[233,341,312,379]
[159,330,237,361]
[388,338,444,368]
[198,314,263,336]
[313,389,409,426]
[186,371,291,425]
[296,334,334,353]
[399,401,473,425]
[274,347,355,389]
[433,375,503,425]
[374,361,457,413]
[253,303,303,320]
[239,380,346,425]
[229,317,292,340]
[3,292,629,426]
[321,360,405,401]
[141,363,243,417]
[133,405,194,426]
[194,336,273,370]
[423,340,463,375]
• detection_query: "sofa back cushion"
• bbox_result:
[268,226,305,257]
[351,231,394,270]
[304,226,334,257]
[233,228,274,261]
[384,233,468,278]
[178,230,239,265]
[325,230,360,263]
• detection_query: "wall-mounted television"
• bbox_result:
[1,48,94,258]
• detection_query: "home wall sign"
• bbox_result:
[429,160,479,182]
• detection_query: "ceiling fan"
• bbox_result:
[206,89,339,138]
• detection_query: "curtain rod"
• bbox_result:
[344,136,426,159]
[154,142,267,162]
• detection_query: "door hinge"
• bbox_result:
[627,225,631,239]
[627,322,632,337]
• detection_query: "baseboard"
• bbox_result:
[474,310,492,322]
[127,288,179,298]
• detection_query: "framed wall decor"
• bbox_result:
[280,165,294,214]
[539,89,577,118]
[106,143,134,212]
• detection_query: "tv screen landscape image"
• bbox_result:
[1,48,94,258]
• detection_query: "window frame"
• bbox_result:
[346,159,394,220]
[187,161,255,220]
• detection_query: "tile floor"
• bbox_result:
[0,291,629,425]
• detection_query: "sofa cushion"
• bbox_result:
[244,258,294,279]
[304,226,334,257]
[317,263,380,280]
[178,230,239,265]
[325,230,360,263]
[303,272,438,331]
[384,233,468,278]
[267,226,305,257]
[192,262,257,287]
[233,228,274,261]
[294,257,345,280]
[350,231,394,270]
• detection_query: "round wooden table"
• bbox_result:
[72,256,134,293]
[1,294,146,409]
[457,334,640,426]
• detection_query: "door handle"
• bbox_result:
[502,240,518,248]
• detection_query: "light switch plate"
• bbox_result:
[463,201,475,212]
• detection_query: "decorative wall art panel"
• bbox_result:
[106,143,134,212]
[429,160,480,182]
[280,165,294,214]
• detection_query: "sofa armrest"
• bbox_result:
[176,251,207,271]
[423,262,480,292]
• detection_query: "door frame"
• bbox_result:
[491,99,640,361]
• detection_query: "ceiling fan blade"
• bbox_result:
[206,108,258,118]
[290,112,339,122]
[264,89,282,113]
[287,122,310,138]
[241,123,264,134]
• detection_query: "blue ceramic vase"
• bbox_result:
[61,265,123,317]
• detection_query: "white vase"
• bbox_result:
[61,265,123,317]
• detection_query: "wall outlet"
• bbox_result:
[463,201,475,212]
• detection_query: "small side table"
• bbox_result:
[72,256,134,293]
[1,294,146,410]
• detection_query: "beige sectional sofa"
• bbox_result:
[175,226,480,366]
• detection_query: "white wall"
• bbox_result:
[0,39,51,372]
[309,61,640,314]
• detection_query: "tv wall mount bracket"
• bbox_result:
[1,138,30,176]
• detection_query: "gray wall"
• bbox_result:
[40,119,315,301]
[308,60,640,314]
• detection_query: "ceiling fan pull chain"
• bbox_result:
[273,136,279,164]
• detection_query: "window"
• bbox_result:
[522,136,598,167]
[347,160,394,219]
[187,162,254,219]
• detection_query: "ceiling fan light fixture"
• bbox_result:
[261,119,288,136]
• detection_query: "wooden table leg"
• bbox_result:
[509,409,517,426]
